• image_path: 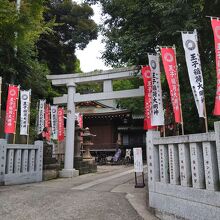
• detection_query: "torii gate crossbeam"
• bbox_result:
[53,87,144,104]
[47,66,139,85]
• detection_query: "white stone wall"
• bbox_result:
[0,140,43,185]
[146,121,220,220]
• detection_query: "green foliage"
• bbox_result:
[88,0,218,66]
[74,59,83,73]
[113,77,144,114]
[37,0,98,75]
[77,82,102,94]
[0,0,56,141]
[0,0,55,108]
[84,0,220,133]
[0,1,98,141]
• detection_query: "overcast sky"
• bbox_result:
[75,1,110,72]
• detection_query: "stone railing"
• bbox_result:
[0,140,43,185]
[146,121,220,220]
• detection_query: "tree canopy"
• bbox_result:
[0,0,55,101]
[84,0,220,133]
[37,0,98,75]
[0,0,98,140]
[0,0,98,100]
[1,0,220,135]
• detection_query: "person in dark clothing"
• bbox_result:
[37,127,48,141]
[113,140,122,162]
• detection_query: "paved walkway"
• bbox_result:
[0,165,157,220]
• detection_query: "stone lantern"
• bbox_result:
[82,127,96,160]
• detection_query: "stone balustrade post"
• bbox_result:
[178,143,191,187]
[168,144,180,185]
[146,130,160,191]
[214,121,220,181]
[35,141,43,174]
[190,142,205,189]
[0,139,6,185]
[202,141,219,190]
[159,144,169,183]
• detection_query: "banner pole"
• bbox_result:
[5,84,10,143]
[203,100,208,133]
[13,85,20,144]
[27,91,31,144]
[49,104,51,142]
[57,140,59,159]
[42,101,46,144]
[173,45,184,135]
[0,77,2,118]
[45,104,49,142]
[176,123,180,136]
[35,101,39,134]
[163,125,166,137]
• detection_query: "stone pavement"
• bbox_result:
[0,165,158,220]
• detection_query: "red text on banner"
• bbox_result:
[58,107,65,141]
[161,47,182,123]
[45,104,51,141]
[5,85,19,134]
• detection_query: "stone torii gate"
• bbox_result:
[47,67,144,178]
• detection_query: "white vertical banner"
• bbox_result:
[20,90,31,135]
[38,99,46,134]
[182,30,205,117]
[133,148,143,172]
[51,105,58,140]
[148,54,164,126]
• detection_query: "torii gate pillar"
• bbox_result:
[59,82,79,177]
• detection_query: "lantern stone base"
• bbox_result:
[83,145,93,160]
[59,169,79,178]
[43,143,60,181]
[74,157,97,175]
[43,169,59,181]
